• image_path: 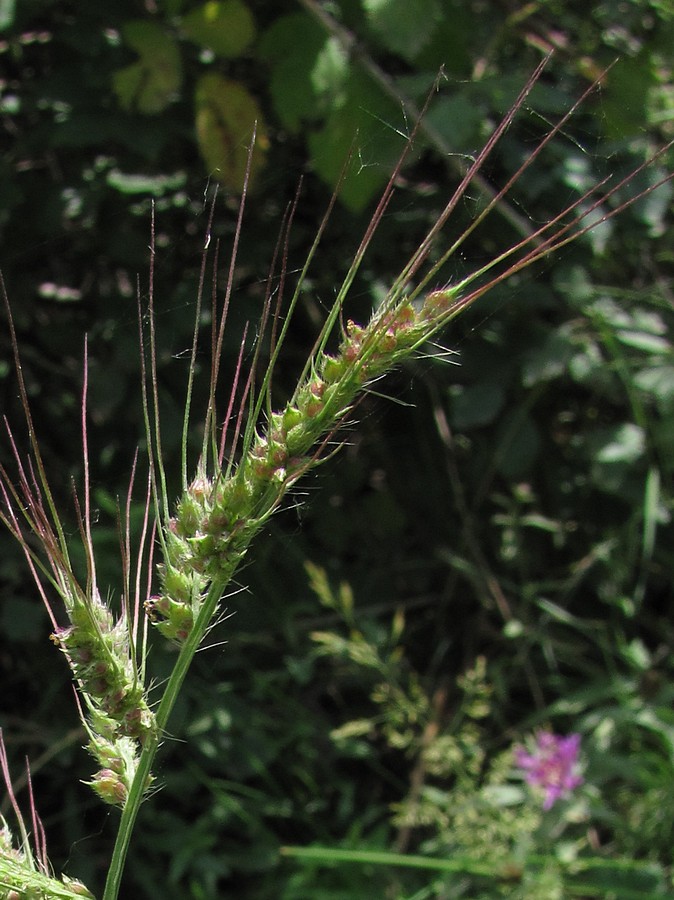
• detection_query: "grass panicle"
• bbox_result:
[0,52,672,900]
[0,284,157,810]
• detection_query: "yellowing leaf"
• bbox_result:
[182,0,255,58]
[194,74,268,191]
[113,21,182,114]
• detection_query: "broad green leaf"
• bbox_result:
[113,20,182,114]
[257,12,328,131]
[424,94,485,153]
[362,0,441,60]
[194,73,268,191]
[181,0,255,58]
[308,69,415,211]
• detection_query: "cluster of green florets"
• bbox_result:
[50,588,156,807]
[52,597,154,744]
[84,733,150,808]
[147,471,264,640]
[148,292,456,645]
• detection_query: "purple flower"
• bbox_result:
[514,732,583,810]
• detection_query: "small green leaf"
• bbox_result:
[634,365,674,411]
[363,0,441,61]
[106,169,187,196]
[615,330,671,353]
[194,73,268,191]
[181,0,255,58]
[594,423,645,464]
[113,20,182,114]
[481,784,525,806]
[521,327,575,387]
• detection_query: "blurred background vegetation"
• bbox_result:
[1,0,673,897]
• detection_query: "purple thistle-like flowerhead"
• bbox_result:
[514,731,583,810]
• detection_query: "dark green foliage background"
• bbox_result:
[1,1,673,897]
